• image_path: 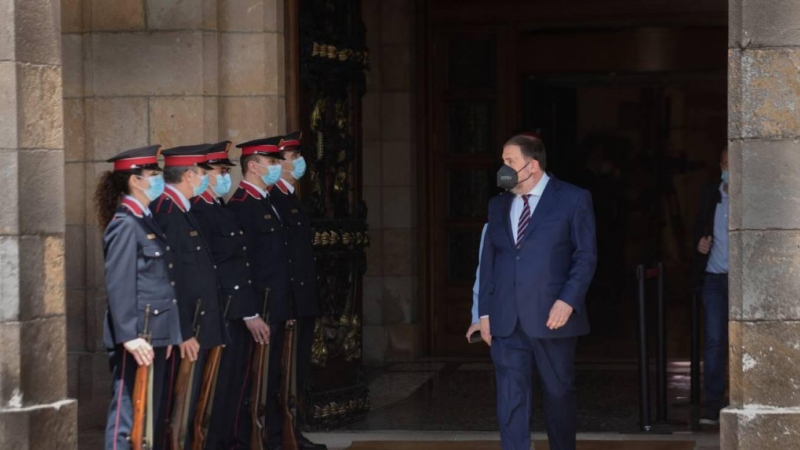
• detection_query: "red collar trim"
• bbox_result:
[164,185,186,212]
[275,179,289,195]
[197,191,215,204]
[239,181,263,199]
[120,198,145,218]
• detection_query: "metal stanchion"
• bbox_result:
[656,262,668,423]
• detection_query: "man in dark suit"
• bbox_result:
[479,134,597,450]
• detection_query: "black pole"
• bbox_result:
[656,262,668,422]
[636,265,652,431]
[690,290,701,429]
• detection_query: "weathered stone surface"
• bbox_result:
[149,96,205,149]
[16,0,62,65]
[0,151,19,235]
[380,0,411,44]
[62,34,83,99]
[18,235,65,320]
[382,186,412,228]
[28,399,78,450]
[362,140,381,187]
[17,64,63,149]
[362,276,383,326]
[90,31,204,96]
[61,0,84,33]
[202,0,218,29]
[64,163,85,226]
[362,92,381,141]
[721,408,800,450]
[365,227,382,278]
[265,0,284,33]
[363,184,382,230]
[727,138,742,231]
[362,325,387,365]
[203,31,219,95]
[729,0,741,48]
[381,92,410,141]
[220,96,267,142]
[387,323,421,361]
[740,49,800,139]
[265,95,284,136]
[63,99,85,162]
[86,288,107,352]
[0,321,22,406]
[65,225,86,290]
[0,62,17,150]
[146,0,203,30]
[382,141,411,186]
[0,237,20,322]
[89,0,145,31]
[383,276,415,323]
[84,163,112,225]
[220,33,267,95]
[740,0,800,48]
[85,98,148,160]
[728,49,742,140]
[383,229,414,276]
[274,33,285,96]
[66,288,87,352]
[18,150,65,234]
[20,316,68,404]
[382,44,411,91]
[729,321,800,408]
[729,231,800,321]
[0,402,29,450]
[0,0,14,61]
[219,0,265,31]
[203,96,220,142]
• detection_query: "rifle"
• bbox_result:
[192,296,231,450]
[280,319,299,450]
[130,305,153,450]
[250,288,271,450]
[170,299,202,450]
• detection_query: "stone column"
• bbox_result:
[724,0,800,447]
[0,0,77,448]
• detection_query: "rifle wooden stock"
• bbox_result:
[250,289,270,450]
[192,345,222,450]
[281,320,298,450]
[170,300,202,450]
[130,304,152,450]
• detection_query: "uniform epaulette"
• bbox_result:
[228,188,248,203]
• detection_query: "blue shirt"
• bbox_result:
[471,224,488,324]
[706,183,728,274]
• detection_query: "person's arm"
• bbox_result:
[471,223,488,324]
[478,206,497,318]
[558,191,598,316]
[104,218,140,344]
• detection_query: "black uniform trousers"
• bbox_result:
[265,314,316,446]
[105,346,169,450]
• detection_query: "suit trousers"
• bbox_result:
[491,322,578,450]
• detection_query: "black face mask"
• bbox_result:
[497,160,533,190]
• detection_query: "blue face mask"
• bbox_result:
[212,173,232,197]
[721,170,729,185]
[193,173,209,197]
[290,156,307,180]
[256,163,282,186]
[137,174,165,202]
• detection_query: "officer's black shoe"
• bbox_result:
[295,431,327,450]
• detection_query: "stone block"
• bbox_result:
[362,140,381,187]
[728,49,742,140]
[362,276,383,326]
[381,44,411,91]
[220,32,267,95]
[85,97,148,160]
[0,237,20,322]
[381,93,411,141]
[89,0,145,31]
[729,321,800,408]
[62,0,84,33]
[0,0,13,61]
[17,64,63,150]
[721,408,800,450]
[149,96,205,149]
[740,0,800,48]
[0,62,17,150]
[90,31,204,96]
[63,99,86,162]
[363,184,381,230]
[362,92,381,141]
[84,215,106,285]
[203,96,220,142]
[203,31,219,95]
[274,33,285,96]
[202,0,218,29]
[19,235,65,320]
[219,0,265,31]
[727,138,742,231]
[365,226,381,277]
[382,276,415,324]
[265,95,285,136]
[729,230,800,321]
[729,0,741,48]
[220,96,267,142]
[380,0,411,44]
[84,163,113,225]
[387,323,421,361]
[381,141,411,186]
[18,150,65,234]
[146,0,203,30]
[0,151,19,235]
[66,353,79,399]
[740,48,800,139]
[66,288,87,351]
[87,288,108,352]
[65,163,86,225]
[383,228,413,276]
[15,0,62,65]
[0,321,21,406]
[0,404,29,450]
[65,225,86,289]
[266,0,284,33]
[362,325,387,365]
[20,316,68,404]
[382,186,412,228]
[29,399,78,450]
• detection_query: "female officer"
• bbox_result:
[96,145,182,450]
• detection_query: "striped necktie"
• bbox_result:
[516,194,532,249]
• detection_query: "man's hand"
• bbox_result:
[698,236,713,255]
[245,317,271,345]
[465,323,481,343]
[124,338,155,366]
[480,316,491,346]
[179,337,200,362]
[547,300,573,330]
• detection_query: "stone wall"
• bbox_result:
[360,0,420,365]
[61,0,287,436]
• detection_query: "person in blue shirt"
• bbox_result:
[466,224,489,341]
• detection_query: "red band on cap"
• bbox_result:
[279,140,301,150]
[113,156,158,171]
[164,155,207,167]
[241,144,280,157]
[206,151,228,161]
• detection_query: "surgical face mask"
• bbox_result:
[290,156,307,180]
[192,172,209,197]
[721,170,729,185]
[212,173,232,197]
[135,174,165,202]
[255,162,282,186]
[496,160,533,190]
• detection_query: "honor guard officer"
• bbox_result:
[191,141,272,448]
[271,131,326,450]
[227,136,293,450]
[151,144,229,449]
[97,145,182,450]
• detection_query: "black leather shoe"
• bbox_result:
[295,432,327,450]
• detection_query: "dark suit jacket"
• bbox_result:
[690,182,723,290]
[478,176,597,339]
